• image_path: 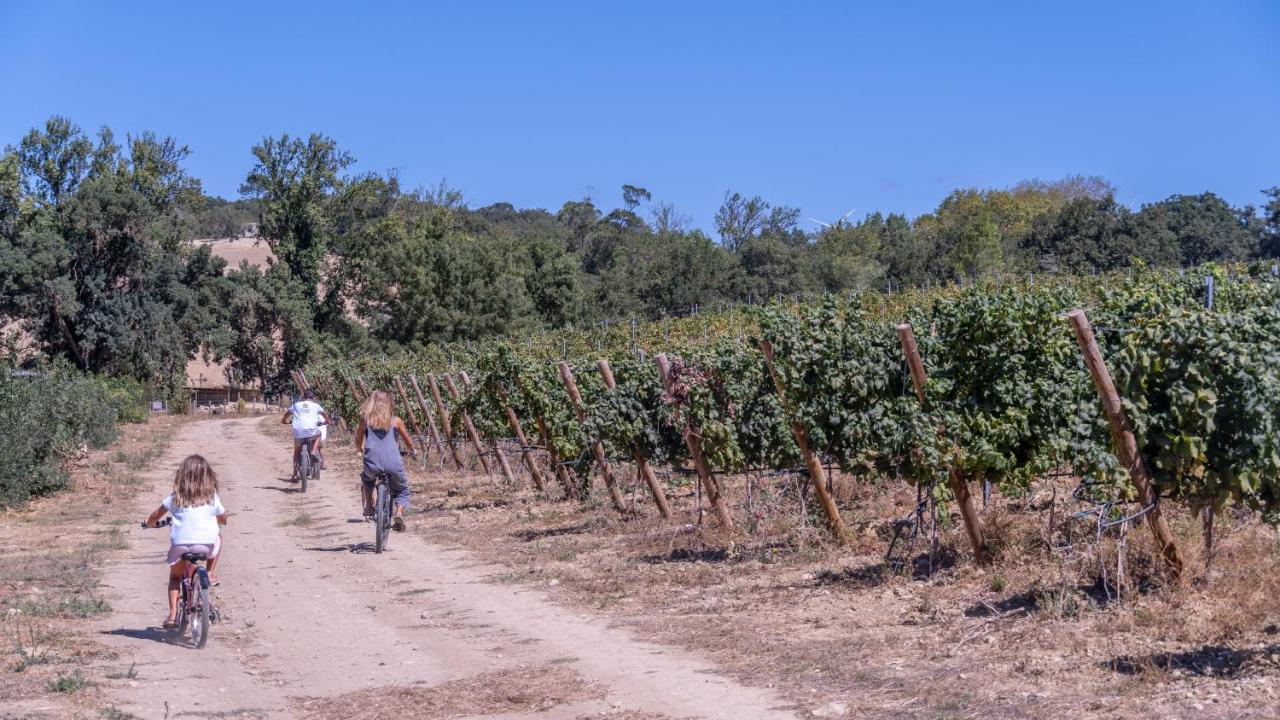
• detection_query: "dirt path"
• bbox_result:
[96,417,798,719]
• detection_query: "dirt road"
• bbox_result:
[96,417,798,719]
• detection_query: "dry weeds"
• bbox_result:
[295,663,603,720]
[393,439,1280,720]
[0,414,192,717]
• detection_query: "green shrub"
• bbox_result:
[96,376,149,424]
[0,362,126,508]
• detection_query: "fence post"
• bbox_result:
[495,384,547,492]
[759,339,847,543]
[1066,309,1184,577]
[461,372,512,482]
[407,374,447,461]
[536,414,579,500]
[654,353,735,533]
[426,374,466,470]
[557,362,627,513]
[896,323,991,565]
[443,374,491,475]
[596,358,672,519]
[393,377,425,440]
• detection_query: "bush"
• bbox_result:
[97,376,149,424]
[0,362,126,507]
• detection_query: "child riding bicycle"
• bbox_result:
[355,389,416,530]
[144,455,227,629]
[282,389,329,473]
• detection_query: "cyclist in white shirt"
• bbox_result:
[281,389,329,471]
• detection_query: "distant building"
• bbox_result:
[185,357,263,407]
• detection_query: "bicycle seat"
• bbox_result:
[181,552,208,563]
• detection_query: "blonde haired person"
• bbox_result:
[144,455,228,629]
[355,389,416,529]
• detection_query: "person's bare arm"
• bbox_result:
[355,419,367,455]
[216,514,229,526]
[145,504,168,527]
[281,410,293,425]
[394,418,416,456]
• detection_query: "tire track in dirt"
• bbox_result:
[95,417,799,719]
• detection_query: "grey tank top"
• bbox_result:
[363,419,404,474]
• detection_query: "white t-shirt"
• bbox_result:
[162,492,226,546]
[290,400,326,439]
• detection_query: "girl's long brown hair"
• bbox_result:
[172,455,218,509]
[362,389,394,431]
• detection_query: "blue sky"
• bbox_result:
[2,1,1278,230]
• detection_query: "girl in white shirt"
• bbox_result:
[144,455,228,629]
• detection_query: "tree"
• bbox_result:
[1129,193,1258,266]
[241,133,353,297]
[805,212,888,291]
[1262,187,1280,258]
[16,116,93,206]
[596,230,741,317]
[714,191,801,252]
[212,263,317,394]
[621,184,651,212]
[1021,195,1134,273]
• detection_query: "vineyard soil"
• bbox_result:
[3,415,1278,719]
[403,445,1280,719]
[11,416,797,719]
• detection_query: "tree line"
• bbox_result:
[2,116,1278,398]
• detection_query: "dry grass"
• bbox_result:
[295,663,603,720]
[400,445,1280,720]
[0,414,190,713]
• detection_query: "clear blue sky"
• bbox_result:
[2,1,1278,229]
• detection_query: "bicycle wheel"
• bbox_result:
[374,482,390,553]
[310,450,321,484]
[190,578,211,649]
[299,450,310,493]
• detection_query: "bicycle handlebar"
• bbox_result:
[141,518,173,529]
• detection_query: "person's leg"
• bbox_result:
[206,538,222,584]
[360,476,374,518]
[292,438,302,468]
[391,471,410,530]
[166,561,183,625]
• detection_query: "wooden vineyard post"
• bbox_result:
[557,362,628,513]
[596,358,673,519]
[654,353,735,533]
[313,377,348,432]
[759,340,847,543]
[443,374,492,475]
[1066,309,1185,577]
[408,374,447,460]
[427,374,466,470]
[392,377,425,440]
[495,385,547,492]
[896,324,991,565]
[536,415,579,500]
[460,372,512,482]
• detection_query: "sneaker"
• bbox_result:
[392,515,406,532]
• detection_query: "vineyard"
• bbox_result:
[304,262,1280,584]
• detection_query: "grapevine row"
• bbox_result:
[306,262,1280,575]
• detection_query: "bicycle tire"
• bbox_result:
[174,585,189,634]
[311,451,321,484]
[299,449,309,493]
[374,482,390,553]
[191,579,211,649]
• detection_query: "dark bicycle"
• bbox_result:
[141,518,219,649]
[370,470,393,553]
[293,432,322,492]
